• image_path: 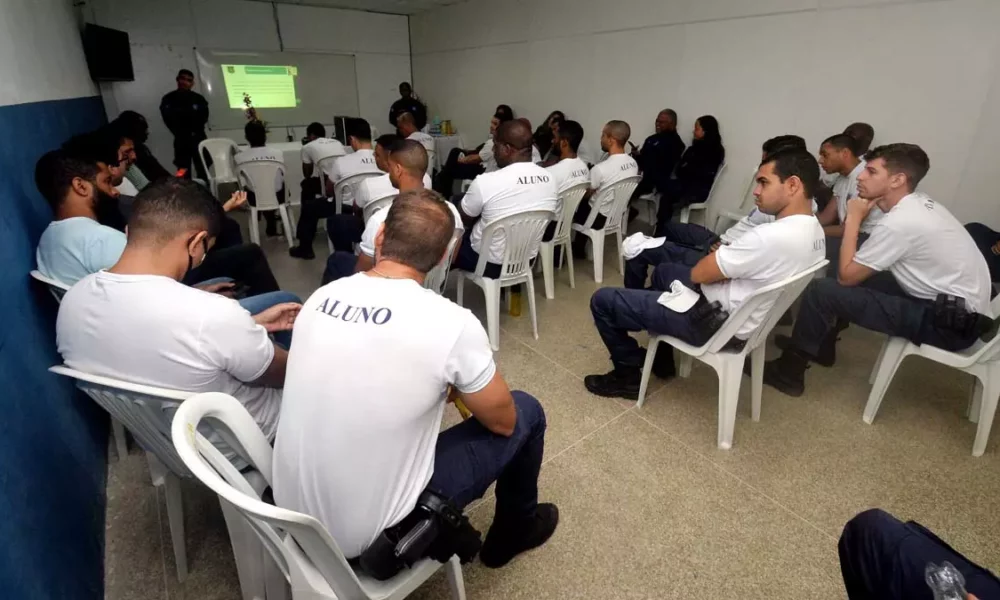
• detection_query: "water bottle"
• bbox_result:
[926,562,969,600]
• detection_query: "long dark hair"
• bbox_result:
[495,104,514,123]
[696,115,722,146]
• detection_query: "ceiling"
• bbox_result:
[257,0,468,15]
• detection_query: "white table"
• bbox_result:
[267,142,304,205]
[432,135,464,171]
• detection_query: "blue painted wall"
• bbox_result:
[0,95,109,599]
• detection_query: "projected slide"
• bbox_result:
[222,64,299,109]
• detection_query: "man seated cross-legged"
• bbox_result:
[585,148,826,399]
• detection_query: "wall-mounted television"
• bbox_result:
[82,24,134,82]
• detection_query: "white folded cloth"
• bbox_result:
[621,232,666,260]
[657,280,700,313]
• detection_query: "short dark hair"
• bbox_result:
[822,133,859,157]
[381,189,455,273]
[865,143,930,191]
[605,120,631,145]
[177,69,194,79]
[128,178,222,244]
[389,140,429,177]
[557,120,584,153]
[761,147,820,200]
[306,122,326,138]
[762,134,806,155]
[843,122,875,155]
[245,120,267,146]
[345,118,372,142]
[494,104,514,123]
[114,111,148,142]
[375,133,403,150]
[62,131,120,168]
[659,109,678,125]
[35,149,101,210]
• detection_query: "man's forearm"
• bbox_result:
[823,224,845,237]
[838,218,862,280]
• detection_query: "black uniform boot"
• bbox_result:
[761,351,810,397]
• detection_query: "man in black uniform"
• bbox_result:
[160,69,209,181]
[633,109,686,200]
[388,82,427,132]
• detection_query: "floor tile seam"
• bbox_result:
[499,324,588,383]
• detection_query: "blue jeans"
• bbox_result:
[322,251,359,285]
[453,227,502,279]
[238,290,301,348]
[590,262,711,371]
[327,213,364,253]
[624,244,705,289]
[839,509,1000,599]
[428,391,546,523]
[660,221,719,250]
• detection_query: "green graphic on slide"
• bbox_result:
[222,64,299,109]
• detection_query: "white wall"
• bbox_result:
[0,0,97,107]
[411,0,1000,228]
[86,0,410,169]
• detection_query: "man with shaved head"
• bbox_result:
[633,109,685,202]
[397,112,436,176]
[572,120,640,257]
[454,119,559,278]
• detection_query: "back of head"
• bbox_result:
[494,104,514,123]
[762,134,806,156]
[128,178,222,245]
[306,122,326,138]
[557,120,585,153]
[822,133,860,157]
[376,133,402,150]
[865,143,930,192]
[244,120,267,146]
[397,112,416,131]
[762,147,820,200]
[605,120,631,146]
[844,122,875,155]
[63,130,119,168]
[115,111,148,143]
[389,139,429,178]
[697,115,722,145]
[496,120,534,153]
[346,117,372,142]
[380,189,455,273]
[35,149,100,210]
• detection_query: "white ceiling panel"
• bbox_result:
[245,0,469,15]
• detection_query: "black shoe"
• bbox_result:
[289,245,315,260]
[572,244,589,261]
[774,334,837,367]
[265,223,279,237]
[584,367,641,400]
[651,351,676,381]
[760,352,809,397]
[480,504,559,569]
[977,313,1000,342]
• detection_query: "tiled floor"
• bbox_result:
[105,233,1000,599]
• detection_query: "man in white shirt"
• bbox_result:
[235,120,284,237]
[570,120,640,258]
[434,105,514,195]
[764,144,995,397]
[585,148,826,399]
[454,120,559,278]
[820,122,876,187]
[545,120,590,194]
[56,179,301,458]
[355,134,431,212]
[275,190,558,575]
[623,135,809,289]
[397,111,436,176]
[324,118,383,254]
[300,121,346,181]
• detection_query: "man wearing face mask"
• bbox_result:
[56,178,299,449]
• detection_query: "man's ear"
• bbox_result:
[71,177,91,198]
[374,224,386,261]
[188,231,209,254]
[889,172,908,191]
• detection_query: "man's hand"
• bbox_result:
[991,240,1000,256]
[253,302,302,332]
[846,197,875,223]
[223,191,248,212]
[195,281,236,296]
[709,241,722,253]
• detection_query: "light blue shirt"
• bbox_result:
[36,217,127,285]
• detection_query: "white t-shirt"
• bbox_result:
[407,132,436,174]
[460,161,559,263]
[546,157,590,194]
[360,200,464,258]
[703,214,826,338]
[330,148,380,184]
[589,153,640,216]
[273,274,496,558]
[235,146,284,193]
[302,138,347,180]
[355,173,432,210]
[832,160,884,233]
[854,193,992,315]
[56,272,282,456]
[719,199,821,245]
[36,217,127,285]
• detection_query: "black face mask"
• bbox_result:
[185,235,210,280]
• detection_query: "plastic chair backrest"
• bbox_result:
[49,365,193,475]
[335,172,383,211]
[238,161,286,210]
[30,270,70,303]
[424,231,462,294]
[552,183,589,243]
[171,392,369,600]
[704,163,727,206]
[737,166,758,213]
[199,139,239,182]
[315,155,338,181]
[473,209,555,280]
[362,194,396,224]
[702,260,829,354]
[583,176,642,230]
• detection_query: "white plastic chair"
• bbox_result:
[335,172,384,216]
[539,183,588,299]
[198,139,239,200]
[455,210,555,351]
[238,161,296,249]
[571,175,642,284]
[363,194,396,225]
[171,391,467,600]
[679,163,727,224]
[31,270,132,462]
[49,366,279,598]
[636,260,829,449]
[863,295,1000,457]
[424,232,462,295]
